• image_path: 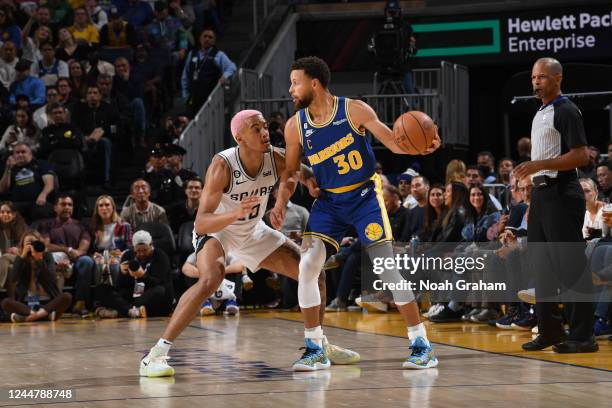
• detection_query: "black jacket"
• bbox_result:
[118,248,173,301]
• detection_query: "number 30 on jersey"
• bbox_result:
[333,150,363,175]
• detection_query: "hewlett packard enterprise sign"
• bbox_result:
[413,5,612,62]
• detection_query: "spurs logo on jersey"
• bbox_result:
[215,146,278,231]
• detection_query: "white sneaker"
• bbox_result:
[517,288,535,305]
[322,335,360,365]
[128,306,147,318]
[531,326,539,334]
[140,350,175,377]
[423,304,443,318]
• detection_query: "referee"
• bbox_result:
[514,58,598,353]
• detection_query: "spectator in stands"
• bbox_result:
[445,159,466,184]
[31,42,69,86]
[167,177,201,234]
[28,6,58,40]
[0,7,21,49]
[0,109,40,152]
[132,43,163,117]
[0,41,18,89]
[69,7,99,45]
[397,172,416,209]
[84,48,115,83]
[147,1,188,64]
[465,165,503,211]
[57,77,78,107]
[117,0,154,28]
[121,179,169,228]
[72,85,117,185]
[477,151,497,183]
[33,86,61,131]
[269,111,285,148]
[21,23,52,65]
[581,178,604,240]
[428,182,469,323]
[161,143,197,205]
[181,29,236,116]
[94,230,174,318]
[0,202,27,291]
[374,161,390,186]
[579,146,600,179]
[113,57,146,145]
[142,144,171,202]
[169,0,195,30]
[0,143,54,221]
[405,175,429,239]
[14,95,31,113]
[1,231,72,322]
[47,0,72,29]
[9,60,46,109]
[38,194,96,316]
[608,142,612,159]
[99,7,136,48]
[596,161,611,200]
[462,185,501,243]
[96,73,131,123]
[497,158,514,185]
[68,59,88,100]
[38,102,84,159]
[420,183,445,242]
[516,137,531,163]
[56,28,91,62]
[85,0,108,31]
[383,184,410,242]
[90,195,132,285]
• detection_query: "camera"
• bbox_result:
[32,240,45,253]
[368,1,416,74]
[128,259,141,272]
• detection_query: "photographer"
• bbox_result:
[94,231,174,318]
[1,231,72,322]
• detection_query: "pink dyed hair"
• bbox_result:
[230,109,263,140]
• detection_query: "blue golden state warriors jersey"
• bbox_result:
[298,96,376,192]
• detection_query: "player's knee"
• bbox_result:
[196,263,224,293]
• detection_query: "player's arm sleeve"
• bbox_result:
[554,103,587,150]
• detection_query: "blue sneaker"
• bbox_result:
[292,339,331,371]
[224,299,239,316]
[594,318,612,338]
[403,337,438,369]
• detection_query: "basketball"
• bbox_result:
[392,111,437,155]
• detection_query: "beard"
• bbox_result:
[293,92,313,111]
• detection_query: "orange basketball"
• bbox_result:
[392,111,437,155]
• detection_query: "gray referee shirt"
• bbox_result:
[531,95,587,178]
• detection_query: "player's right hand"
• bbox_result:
[269,203,286,230]
[236,196,261,219]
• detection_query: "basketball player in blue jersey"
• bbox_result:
[271,57,441,370]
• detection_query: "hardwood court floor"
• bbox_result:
[0,311,610,408]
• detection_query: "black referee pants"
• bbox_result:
[528,179,595,341]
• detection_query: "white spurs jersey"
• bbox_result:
[214,146,278,235]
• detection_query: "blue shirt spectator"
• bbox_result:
[9,61,46,108]
[114,0,154,28]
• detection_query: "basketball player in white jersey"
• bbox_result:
[140,110,359,377]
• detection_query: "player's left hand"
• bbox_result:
[422,125,441,155]
[513,160,541,181]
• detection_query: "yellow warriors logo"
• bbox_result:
[365,223,383,241]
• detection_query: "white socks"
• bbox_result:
[154,338,173,356]
[407,323,429,346]
[305,326,324,347]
